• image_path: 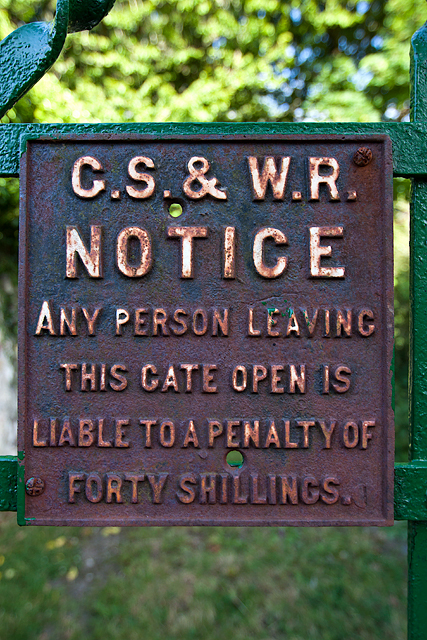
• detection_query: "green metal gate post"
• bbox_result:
[408,23,427,639]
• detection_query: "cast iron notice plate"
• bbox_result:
[18,134,394,526]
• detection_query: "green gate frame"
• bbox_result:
[1,15,427,640]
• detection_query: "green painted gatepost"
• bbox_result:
[0,1,426,636]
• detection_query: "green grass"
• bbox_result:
[0,515,407,640]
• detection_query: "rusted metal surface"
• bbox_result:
[18,134,393,526]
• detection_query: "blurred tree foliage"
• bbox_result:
[1,0,425,123]
[0,0,421,458]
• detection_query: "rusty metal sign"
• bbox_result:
[18,134,394,526]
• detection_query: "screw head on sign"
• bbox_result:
[353,147,373,167]
[25,477,45,496]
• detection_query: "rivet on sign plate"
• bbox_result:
[25,477,45,496]
[353,147,373,167]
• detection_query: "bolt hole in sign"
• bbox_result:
[18,134,393,526]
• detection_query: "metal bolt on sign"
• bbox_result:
[353,147,373,167]
[0,1,425,638]
[25,477,45,496]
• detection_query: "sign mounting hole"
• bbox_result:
[226,450,244,468]
[169,202,183,218]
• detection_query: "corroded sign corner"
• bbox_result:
[18,134,394,526]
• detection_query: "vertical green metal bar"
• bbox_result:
[409,177,427,457]
[408,23,427,639]
[408,521,427,638]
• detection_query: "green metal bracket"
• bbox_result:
[1,121,427,178]
[395,463,427,520]
[0,457,17,512]
[0,458,423,519]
